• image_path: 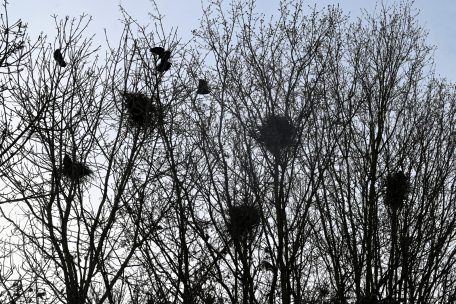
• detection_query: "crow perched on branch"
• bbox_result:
[156,60,171,72]
[151,46,171,73]
[53,49,67,67]
[150,46,165,56]
[62,154,92,181]
[384,171,409,210]
[197,79,210,95]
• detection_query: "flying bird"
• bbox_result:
[197,79,211,95]
[53,49,67,67]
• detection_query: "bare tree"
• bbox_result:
[187,1,344,303]
[314,2,456,303]
[0,0,42,203]
[1,12,167,304]
[1,1,456,304]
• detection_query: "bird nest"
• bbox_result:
[384,171,409,210]
[226,203,261,242]
[62,154,92,181]
[255,115,297,157]
[122,92,164,129]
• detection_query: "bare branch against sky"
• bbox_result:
[7,1,456,80]
[1,1,456,304]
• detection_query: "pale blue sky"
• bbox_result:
[8,1,456,81]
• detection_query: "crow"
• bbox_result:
[197,79,210,95]
[62,154,92,180]
[63,154,72,174]
[160,50,171,61]
[156,60,171,73]
[150,46,165,57]
[53,49,67,67]
[153,48,171,73]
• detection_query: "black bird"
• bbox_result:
[62,154,92,180]
[153,48,171,73]
[72,162,92,178]
[53,49,67,67]
[197,79,210,95]
[150,46,165,57]
[63,154,72,174]
[160,50,171,61]
[156,60,171,73]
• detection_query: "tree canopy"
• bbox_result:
[0,0,455,303]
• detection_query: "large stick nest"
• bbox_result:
[226,203,261,241]
[122,92,164,129]
[256,114,297,157]
[384,171,409,210]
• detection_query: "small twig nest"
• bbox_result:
[62,154,92,181]
[384,171,409,210]
[255,115,297,157]
[226,203,261,241]
[122,92,164,129]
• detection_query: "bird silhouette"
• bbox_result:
[150,46,165,57]
[153,48,171,73]
[73,162,92,178]
[160,50,171,61]
[53,49,67,67]
[156,60,171,73]
[63,154,72,174]
[62,154,92,180]
[197,79,211,95]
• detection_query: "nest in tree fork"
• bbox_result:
[122,92,163,129]
[384,171,409,210]
[62,154,92,181]
[226,203,260,241]
[256,115,297,157]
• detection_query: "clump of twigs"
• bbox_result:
[122,92,164,130]
[255,114,297,157]
[62,154,92,181]
[226,203,261,242]
[384,171,409,210]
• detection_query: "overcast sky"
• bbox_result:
[8,1,456,81]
